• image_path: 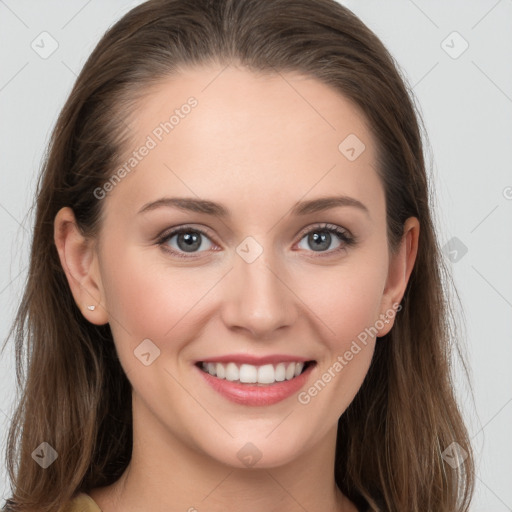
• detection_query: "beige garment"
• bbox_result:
[64,492,102,512]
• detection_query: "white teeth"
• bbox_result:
[274,363,286,382]
[225,362,239,381]
[216,362,225,379]
[239,364,258,383]
[207,362,216,376]
[200,361,309,384]
[257,364,275,384]
[285,362,295,380]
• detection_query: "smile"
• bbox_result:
[195,358,316,406]
[198,361,311,385]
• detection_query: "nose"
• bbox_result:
[220,246,298,340]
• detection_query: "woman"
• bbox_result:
[3,0,475,510]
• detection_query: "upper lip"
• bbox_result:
[196,354,313,365]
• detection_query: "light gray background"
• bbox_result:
[1,0,511,509]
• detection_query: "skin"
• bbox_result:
[54,63,419,512]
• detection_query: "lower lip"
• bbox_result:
[196,363,315,406]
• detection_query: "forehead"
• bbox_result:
[108,64,384,222]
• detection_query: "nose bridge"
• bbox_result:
[221,237,296,338]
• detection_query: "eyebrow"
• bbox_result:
[138,195,370,218]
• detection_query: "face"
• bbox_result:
[66,64,413,469]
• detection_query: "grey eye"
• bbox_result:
[297,230,341,252]
[165,230,213,253]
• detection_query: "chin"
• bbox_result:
[192,428,314,470]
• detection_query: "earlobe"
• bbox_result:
[377,216,420,337]
[53,207,109,325]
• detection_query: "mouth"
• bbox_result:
[196,360,315,386]
[194,358,317,406]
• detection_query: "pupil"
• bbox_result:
[310,231,330,251]
[178,232,201,252]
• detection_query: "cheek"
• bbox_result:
[298,258,386,346]
[292,256,386,412]
[294,265,383,420]
[99,246,222,356]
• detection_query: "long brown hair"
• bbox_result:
[2,0,475,510]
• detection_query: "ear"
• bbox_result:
[376,216,419,336]
[54,207,109,325]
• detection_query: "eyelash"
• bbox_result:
[156,223,356,260]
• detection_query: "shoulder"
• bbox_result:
[63,493,102,512]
